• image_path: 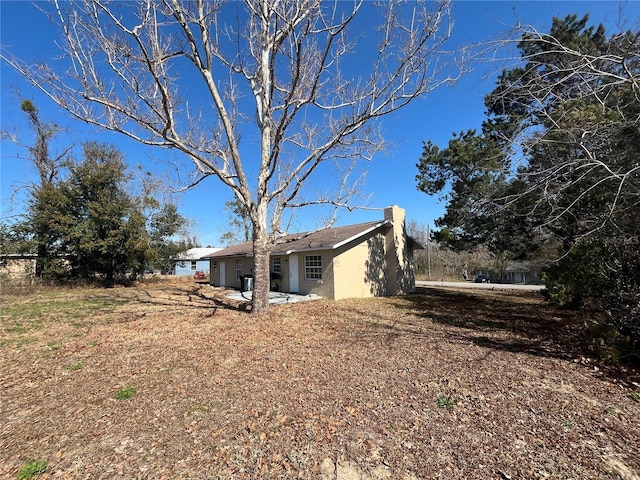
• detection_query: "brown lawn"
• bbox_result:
[1,279,639,480]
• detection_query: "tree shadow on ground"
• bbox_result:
[109,283,249,315]
[332,287,584,363]
[402,287,584,361]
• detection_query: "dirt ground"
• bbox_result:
[1,279,639,479]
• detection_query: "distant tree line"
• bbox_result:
[1,101,196,284]
[417,15,639,362]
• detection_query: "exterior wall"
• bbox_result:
[0,258,36,280]
[210,253,335,297]
[505,271,525,284]
[504,270,542,284]
[208,256,254,289]
[294,250,335,298]
[332,232,387,300]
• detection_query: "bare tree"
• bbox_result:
[486,15,640,240]
[2,0,460,313]
[1,101,73,276]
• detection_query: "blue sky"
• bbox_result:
[0,1,632,247]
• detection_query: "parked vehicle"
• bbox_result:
[474,274,491,283]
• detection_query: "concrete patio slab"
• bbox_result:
[225,290,323,305]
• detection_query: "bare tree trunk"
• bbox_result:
[252,235,271,315]
[251,205,271,315]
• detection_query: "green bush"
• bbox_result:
[584,324,621,364]
[435,395,456,409]
[543,240,640,364]
[542,244,607,309]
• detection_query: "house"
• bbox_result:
[205,206,423,300]
[171,247,221,276]
[503,261,543,284]
[474,260,543,285]
[0,253,37,280]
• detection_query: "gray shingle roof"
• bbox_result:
[205,220,388,258]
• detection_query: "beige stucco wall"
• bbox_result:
[0,258,36,280]
[209,256,254,289]
[332,206,416,299]
[332,232,387,300]
[289,251,335,298]
[209,253,334,296]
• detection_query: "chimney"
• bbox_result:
[384,205,405,225]
[383,205,413,295]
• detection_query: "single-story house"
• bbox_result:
[0,253,37,280]
[171,247,221,276]
[204,206,423,300]
[475,261,543,285]
[503,261,543,284]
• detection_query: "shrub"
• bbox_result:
[543,240,640,364]
[542,244,607,309]
[435,395,456,409]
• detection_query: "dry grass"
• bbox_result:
[1,278,639,479]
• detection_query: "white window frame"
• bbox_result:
[304,255,322,280]
[190,260,197,271]
[212,261,218,272]
[272,257,281,274]
[235,259,242,280]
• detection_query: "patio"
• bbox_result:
[224,290,323,305]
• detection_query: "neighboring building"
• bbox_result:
[205,206,423,300]
[172,247,221,276]
[0,253,37,280]
[503,261,543,284]
[475,261,543,285]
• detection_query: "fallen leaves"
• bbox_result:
[1,281,639,479]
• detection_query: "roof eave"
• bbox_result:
[277,246,334,255]
[204,220,391,258]
[332,221,388,250]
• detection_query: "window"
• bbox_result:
[212,261,218,272]
[236,259,242,280]
[272,257,281,274]
[304,255,322,280]
[190,260,197,271]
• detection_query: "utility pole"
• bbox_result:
[427,224,431,279]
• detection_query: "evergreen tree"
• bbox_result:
[417,14,639,359]
[22,142,193,284]
[0,222,34,255]
[49,142,149,283]
[18,100,68,276]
